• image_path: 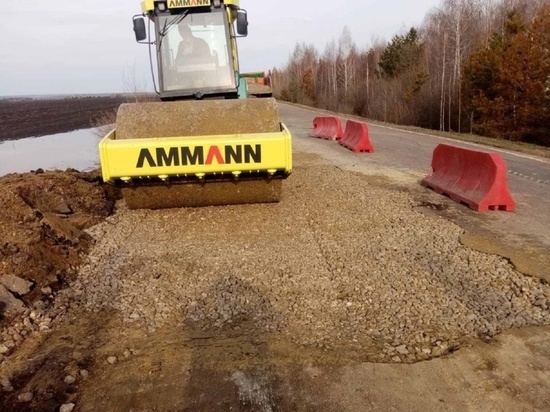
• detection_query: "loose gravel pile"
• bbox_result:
[2,158,549,363]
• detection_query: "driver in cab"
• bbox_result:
[177,24,211,61]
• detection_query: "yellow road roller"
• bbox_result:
[98,0,292,209]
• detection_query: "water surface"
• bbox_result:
[0,128,102,176]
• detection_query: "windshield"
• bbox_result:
[157,11,236,93]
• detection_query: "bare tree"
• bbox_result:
[337,26,357,108]
[272,0,550,145]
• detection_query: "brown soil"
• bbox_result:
[0,170,119,320]
[0,96,127,141]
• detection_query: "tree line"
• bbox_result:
[272,0,550,146]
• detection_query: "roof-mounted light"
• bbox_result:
[157,2,167,12]
[213,0,222,8]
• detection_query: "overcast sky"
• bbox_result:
[0,0,440,96]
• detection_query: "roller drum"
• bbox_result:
[113,98,286,209]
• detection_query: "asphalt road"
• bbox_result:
[278,102,550,252]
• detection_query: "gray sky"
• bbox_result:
[0,0,440,96]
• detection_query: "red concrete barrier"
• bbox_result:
[339,120,375,153]
[421,144,516,212]
[311,116,344,141]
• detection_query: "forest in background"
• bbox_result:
[272,0,550,146]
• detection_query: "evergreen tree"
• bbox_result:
[379,28,423,78]
[464,8,550,144]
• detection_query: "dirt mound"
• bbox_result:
[0,169,119,321]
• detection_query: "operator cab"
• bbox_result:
[158,9,236,98]
[133,2,249,101]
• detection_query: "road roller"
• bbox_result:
[98,0,292,209]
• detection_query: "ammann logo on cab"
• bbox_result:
[168,0,210,7]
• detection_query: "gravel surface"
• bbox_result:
[2,153,549,363]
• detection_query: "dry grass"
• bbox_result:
[93,110,117,138]
[92,93,159,138]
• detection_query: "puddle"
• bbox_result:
[0,128,103,176]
